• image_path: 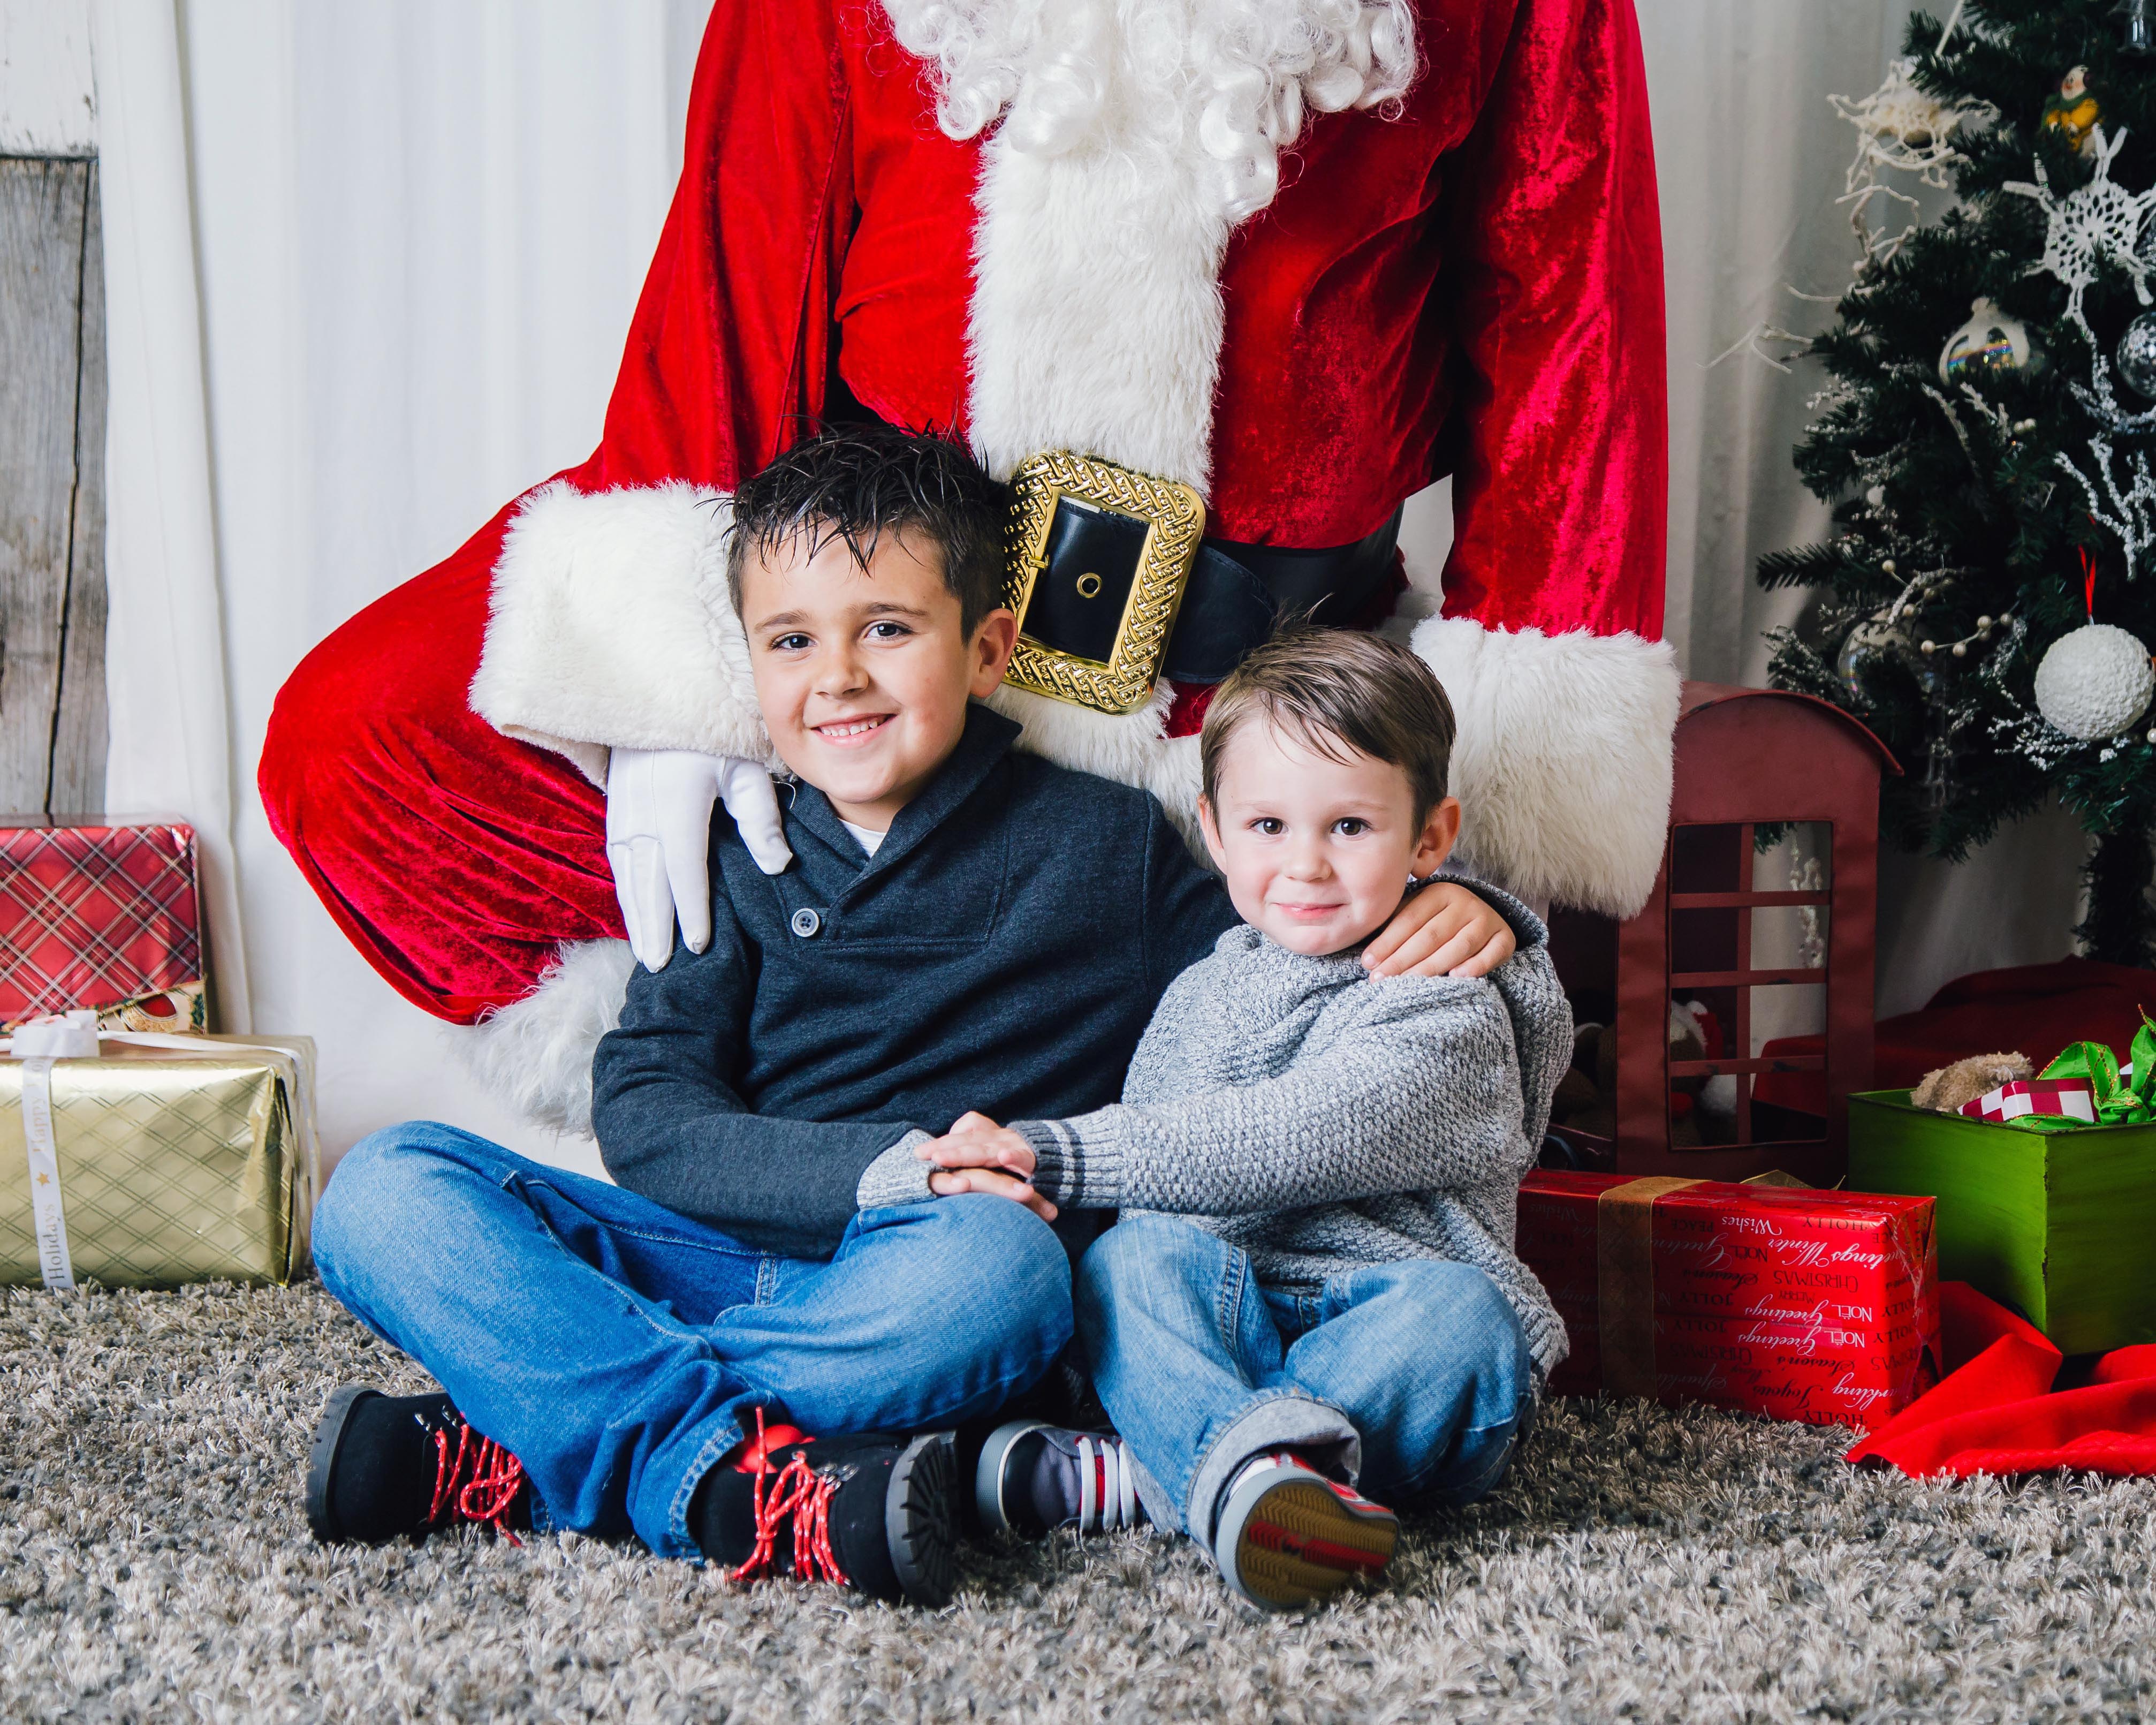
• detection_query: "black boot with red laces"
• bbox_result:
[305,1384,529,1545]
[691,1410,960,1608]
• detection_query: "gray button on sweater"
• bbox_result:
[1013,894,1574,1376]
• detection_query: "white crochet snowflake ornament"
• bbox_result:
[2005,126,2156,321]
[1831,58,1982,264]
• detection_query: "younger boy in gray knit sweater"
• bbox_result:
[930,629,1572,1611]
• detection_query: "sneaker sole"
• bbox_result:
[303,1384,379,1544]
[973,1420,1053,1536]
[885,1431,960,1609]
[1224,1476,1397,1611]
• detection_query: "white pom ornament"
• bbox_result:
[2034,623,2156,739]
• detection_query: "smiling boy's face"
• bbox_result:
[740,526,1019,831]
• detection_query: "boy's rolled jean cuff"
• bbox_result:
[1180,1390,1361,1555]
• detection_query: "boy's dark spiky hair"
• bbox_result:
[725,425,1009,630]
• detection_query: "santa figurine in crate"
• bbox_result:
[259,0,1680,1124]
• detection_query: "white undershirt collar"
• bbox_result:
[839,818,887,857]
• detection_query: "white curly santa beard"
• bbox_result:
[883,0,1418,490]
[882,0,1417,188]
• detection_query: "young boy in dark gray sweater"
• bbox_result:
[950,630,1572,1611]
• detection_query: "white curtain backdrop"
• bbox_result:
[66,0,2091,1173]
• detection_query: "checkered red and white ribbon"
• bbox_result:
[0,824,201,1028]
[1958,1077,2097,1124]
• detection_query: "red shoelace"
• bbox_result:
[729,1408,848,1587]
[427,1420,526,1545]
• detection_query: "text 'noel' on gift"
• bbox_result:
[1544,685,1899,1186]
[1516,1170,1941,1433]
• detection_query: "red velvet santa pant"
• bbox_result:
[260,508,622,1023]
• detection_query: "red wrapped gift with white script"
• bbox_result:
[0,822,205,1034]
[1516,1171,1941,1433]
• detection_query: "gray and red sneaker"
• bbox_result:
[974,1421,1145,1539]
[1213,1452,1397,1610]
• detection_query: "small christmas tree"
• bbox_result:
[1762,0,2156,964]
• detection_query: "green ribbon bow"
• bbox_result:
[2032,1011,2156,1127]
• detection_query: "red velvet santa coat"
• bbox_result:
[260,0,1677,1038]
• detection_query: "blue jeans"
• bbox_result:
[1076,1214,1533,1552]
[313,1122,1072,1558]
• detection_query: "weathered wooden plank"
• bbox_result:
[50,157,104,815]
[0,155,89,815]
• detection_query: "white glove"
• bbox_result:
[605,748,792,971]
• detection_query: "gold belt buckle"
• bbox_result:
[999,451,1206,715]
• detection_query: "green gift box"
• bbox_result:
[1848,1089,2156,1355]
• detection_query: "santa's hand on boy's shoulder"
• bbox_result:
[1362,880,1515,981]
[915,1113,1056,1219]
[605,748,793,971]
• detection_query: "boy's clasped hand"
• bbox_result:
[916,1113,1052,1219]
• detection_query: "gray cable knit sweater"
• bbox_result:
[1012,898,1574,1375]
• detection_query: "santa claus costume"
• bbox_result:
[259,0,1677,1128]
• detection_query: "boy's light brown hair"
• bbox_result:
[1200,627,1457,818]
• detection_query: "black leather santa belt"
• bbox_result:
[999,449,1403,715]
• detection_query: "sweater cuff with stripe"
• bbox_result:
[1014,1116,1120,1210]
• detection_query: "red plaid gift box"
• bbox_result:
[1517,1171,1940,1432]
[1957,1076,2096,1124]
[1,822,204,1032]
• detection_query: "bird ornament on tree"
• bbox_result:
[2044,63,2104,152]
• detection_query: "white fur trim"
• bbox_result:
[459,939,634,1136]
[986,677,1171,792]
[468,481,770,784]
[1410,617,1682,919]
[967,138,1232,489]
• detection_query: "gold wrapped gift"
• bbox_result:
[0,1034,317,1288]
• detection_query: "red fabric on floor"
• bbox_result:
[2091,1344,2156,1386]
[1845,1283,2156,1479]
[1757,957,2156,1113]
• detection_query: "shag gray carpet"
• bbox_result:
[1,1283,2151,1724]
